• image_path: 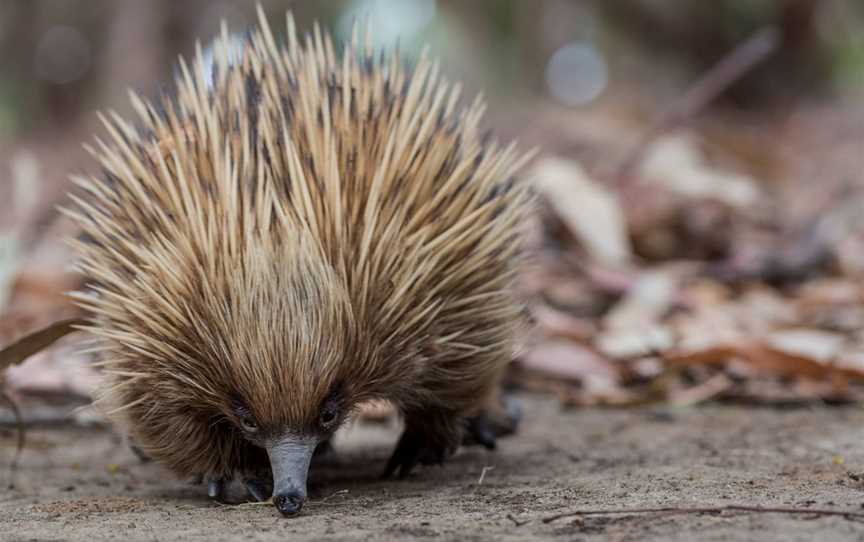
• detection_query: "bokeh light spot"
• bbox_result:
[34,26,91,85]
[545,41,608,106]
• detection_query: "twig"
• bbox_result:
[232,501,272,508]
[319,488,349,502]
[616,27,780,183]
[542,505,864,524]
[506,513,528,527]
[477,465,494,485]
[234,489,349,508]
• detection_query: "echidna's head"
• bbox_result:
[95,236,369,516]
[213,241,362,515]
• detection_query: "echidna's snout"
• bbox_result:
[273,491,304,516]
[267,434,318,517]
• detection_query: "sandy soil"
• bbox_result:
[3,394,864,541]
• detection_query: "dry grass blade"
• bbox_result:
[0,318,86,373]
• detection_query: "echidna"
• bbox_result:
[64,8,532,517]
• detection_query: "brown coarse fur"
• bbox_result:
[63,9,534,482]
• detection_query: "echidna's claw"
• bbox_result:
[244,478,271,502]
[383,429,422,479]
[206,477,225,501]
[463,414,497,450]
[462,394,522,449]
[383,427,450,479]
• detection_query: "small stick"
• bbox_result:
[319,488,349,502]
[506,513,528,527]
[235,489,350,508]
[477,465,494,485]
[233,501,272,508]
[542,505,864,524]
[616,27,780,183]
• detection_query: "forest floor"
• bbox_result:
[3,393,864,541]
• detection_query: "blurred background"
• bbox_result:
[3,0,864,422]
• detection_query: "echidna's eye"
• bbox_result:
[232,401,259,433]
[319,407,337,429]
[240,416,259,433]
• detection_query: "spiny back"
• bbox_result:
[63,9,533,477]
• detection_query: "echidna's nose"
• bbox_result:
[266,434,317,518]
[273,491,305,516]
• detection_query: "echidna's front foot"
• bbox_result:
[383,416,460,479]
[463,414,498,450]
[383,429,444,479]
[462,394,522,449]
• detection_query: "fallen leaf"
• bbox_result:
[596,325,675,359]
[0,318,86,373]
[531,302,597,342]
[521,340,620,391]
[0,234,20,312]
[766,329,845,362]
[605,270,678,329]
[640,135,760,207]
[669,373,734,407]
[665,342,864,384]
[533,157,632,265]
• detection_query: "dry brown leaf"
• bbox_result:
[671,287,798,353]
[640,135,760,207]
[596,325,674,359]
[665,342,864,384]
[533,157,632,265]
[605,270,678,329]
[0,318,86,374]
[597,269,681,359]
[521,340,620,391]
[531,302,596,343]
[795,279,862,307]
[766,329,845,362]
[669,374,734,406]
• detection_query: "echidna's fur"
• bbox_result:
[65,9,532,492]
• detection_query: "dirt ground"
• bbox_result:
[3,394,864,541]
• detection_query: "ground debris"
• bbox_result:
[517,105,864,409]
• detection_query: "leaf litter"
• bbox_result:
[518,120,864,408]
[4,123,864,423]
